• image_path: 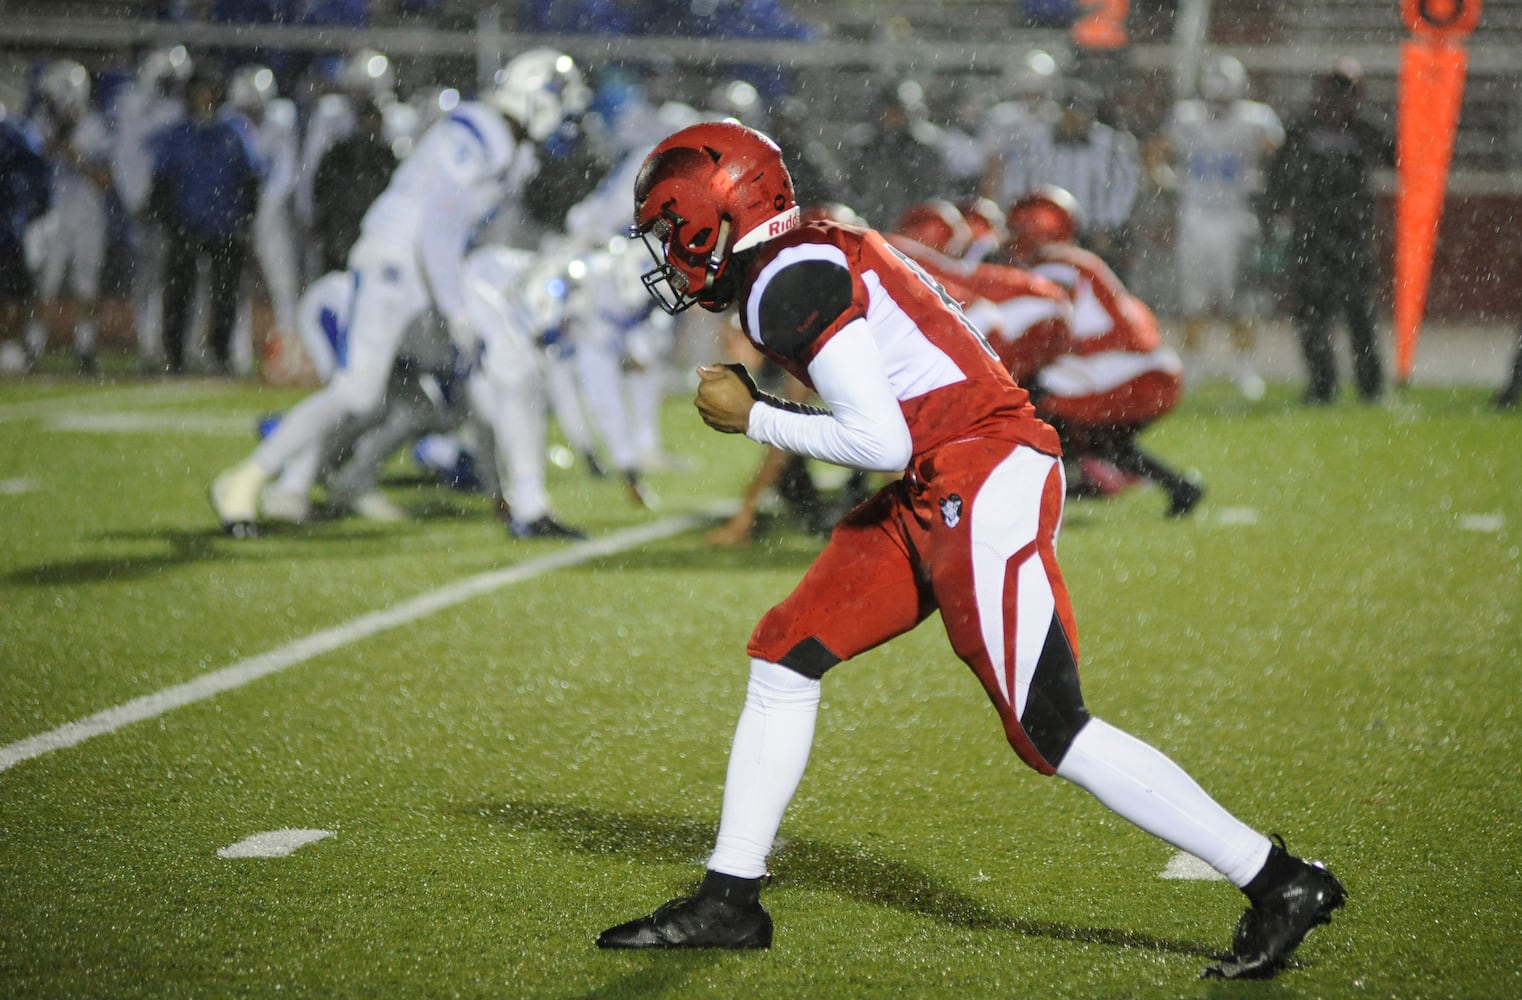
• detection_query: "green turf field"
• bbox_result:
[1,374,1518,998]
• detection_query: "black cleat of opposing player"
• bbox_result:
[1203,856,1346,979]
[597,892,773,950]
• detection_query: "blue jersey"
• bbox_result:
[149,109,259,238]
[0,118,51,249]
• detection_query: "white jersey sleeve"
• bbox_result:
[745,318,912,473]
[360,102,525,324]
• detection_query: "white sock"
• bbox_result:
[74,317,97,356]
[707,658,821,879]
[24,317,46,356]
[1056,718,1271,887]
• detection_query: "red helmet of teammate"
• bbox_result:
[802,202,866,227]
[631,120,799,313]
[958,197,1009,262]
[1005,185,1080,263]
[892,199,971,257]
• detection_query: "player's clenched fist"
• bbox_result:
[694,364,756,434]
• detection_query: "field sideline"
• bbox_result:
[1,373,1518,999]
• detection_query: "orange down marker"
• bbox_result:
[1394,0,1479,384]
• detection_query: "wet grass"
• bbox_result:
[0,374,1518,998]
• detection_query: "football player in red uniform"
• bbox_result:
[889,197,1072,386]
[1004,186,1204,516]
[596,122,1343,980]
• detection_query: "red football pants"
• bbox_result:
[747,440,1084,774]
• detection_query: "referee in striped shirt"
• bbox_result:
[982,80,1141,279]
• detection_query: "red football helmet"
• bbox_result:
[801,202,865,227]
[958,197,1009,262]
[1005,185,1080,263]
[892,199,971,258]
[631,120,799,313]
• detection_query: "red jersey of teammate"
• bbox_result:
[888,232,1074,385]
[1023,243,1182,428]
[1028,242,1163,357]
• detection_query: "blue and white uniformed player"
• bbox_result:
[561,94,701,505]
[227,63,302,357]
[457,245,586,538]
[1163,55,1285,397]
[255,269,354,522]
[210,49,590,537]
[24,59,114,372]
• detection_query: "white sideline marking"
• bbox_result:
[218,829,335,859]
[0,511,717,775]
[0,383,222,423]
[1211,506,1260,526]
[1459,512,1504,533]
[0,477,41,495]
[1160,851,1226,881]
[46,411,255,435]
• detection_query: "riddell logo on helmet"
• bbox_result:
[768,213,800,238]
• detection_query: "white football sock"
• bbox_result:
[73,317,97,356]
[1057,717,1271,887]
[708,658,821,879]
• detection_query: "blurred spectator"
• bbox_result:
[524,0,644,34]
[768,94,851,208]
[978,47,1062,194]
[111,44,194,370]
[295,48,396,275]
[210,0,294,81]
[149,68,260,374]
[211,0,369,90]
[24,60,114,373]
[1,110,51,355]
[1266,58,1394,404]
[311,97,396,273]
[843,80,952,231]
[525,0,817,98]
[1159,54,1284,398]
[146,0,192,18]
[981,79,1142,279]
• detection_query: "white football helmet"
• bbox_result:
[138,44,193,95]
[481,48,590,143]
[38,60,90,119]
[1006,48,1060,102]
[228,64,277,113]
[1199,55,1248,104]
[339,49,395,100]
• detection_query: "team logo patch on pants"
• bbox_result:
[940,493,963,528]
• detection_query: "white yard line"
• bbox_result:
[0,511,716,775]
[0,382,227,423]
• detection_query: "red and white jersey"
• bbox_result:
[1026,244,1182,427]
[738,221,1059,465]
[888,234,1073,385]
[1029,244,1160,356]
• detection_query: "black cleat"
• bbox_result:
[1203,857,1346,980]
[597,892,773,950]
[1167,478,1205,518]
[509,514,587,540]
